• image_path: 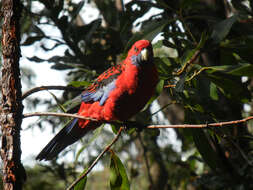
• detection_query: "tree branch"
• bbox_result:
[22,85,82,100]
[66,127,124,190]
[23,112,98,121]
[146,116,253,128]
[23,111,253,129]
[23,113,253,190]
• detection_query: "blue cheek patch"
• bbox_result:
[131,54,142,66]
[81,80,116,106]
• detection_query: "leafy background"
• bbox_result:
[2,0,253,189]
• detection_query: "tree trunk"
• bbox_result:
[0,0,26,189]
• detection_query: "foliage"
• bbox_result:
[109,150,130,190]
[10,0,253,189]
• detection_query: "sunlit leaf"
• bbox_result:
[48,91,66,112]
[152,40,163,49]
[69,81,91,88]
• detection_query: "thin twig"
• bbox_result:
[164,84,176,88]
[22,85,82,100]
[23,112,253,129]
[23,112,98,121]
[146,116,253,128]
[174,50,200,76]
[66,127,124,190]
[185,67,212,82]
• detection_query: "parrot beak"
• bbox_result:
[140,48,149,61]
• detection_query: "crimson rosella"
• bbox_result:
[36,39,158,161]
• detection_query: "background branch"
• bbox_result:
[23,112,98,121]
[23,112,253,129]
[66,127,124,190]
[22,85,83,100]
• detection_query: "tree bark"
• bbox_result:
[0,0,26,189]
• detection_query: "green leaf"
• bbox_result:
[180,49,196,65]
[75,19,102,43]
[210,15,238,44]
[162,39,178,49]
[110,151,130,190]
[111,124,121,135]
[180,32,207,66]
[227,63,253,76]
[197,31,208,49]
[155,79,165,95]
[152,40,163,49]
[51,63,73,70]
[69,81,91,88]
[207,63,253,77]
[175,74,186,92]
[210,82,218,100]
[27,56,45,63]
[22,36,44,46]
[154,57,174,79]
[74,169,87,190]
[124,20,169,52]
[191,129,222,171]
[48,91,66,112]
[207,73,250,102]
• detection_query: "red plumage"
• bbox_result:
[36,40,158,160]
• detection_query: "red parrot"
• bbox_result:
[36,40,158,160]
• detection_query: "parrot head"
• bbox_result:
[128,40,153,66]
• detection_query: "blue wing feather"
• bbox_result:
[81,80,116,105]
[36,118,84,160]
[99,81,116,105]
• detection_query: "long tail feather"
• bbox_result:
[36,118,90,161]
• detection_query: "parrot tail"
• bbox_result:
[36,118,91,161]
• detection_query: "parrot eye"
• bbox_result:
[134,46,139,52]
